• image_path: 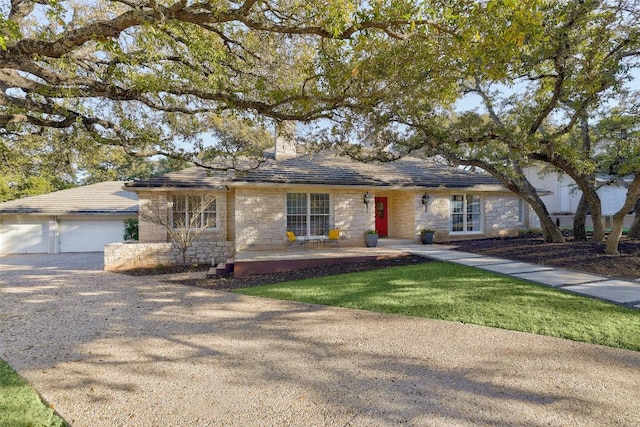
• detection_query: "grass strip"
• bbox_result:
[234,261,640,351]
[0,358,66,427]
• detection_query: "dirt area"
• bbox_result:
[452,236,640,281]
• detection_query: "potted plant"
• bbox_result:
[420,228,435,244]
[364,229,379,247]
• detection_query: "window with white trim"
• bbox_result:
[287,193,330,237]
[450,194,482,233]
[172,195,217,229]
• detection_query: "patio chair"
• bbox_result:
[286,231,308,250]
[324,229,341,247]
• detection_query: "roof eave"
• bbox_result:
[228,181,507,192]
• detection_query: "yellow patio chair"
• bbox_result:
[324,229,341,247]
[286,231,308,250]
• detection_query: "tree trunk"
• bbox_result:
[510,159,565,243]
[580,183,605,242]
[524,192,565,242]
[627,198,640,238]
[605,176,640,254]
[573,195,587,241]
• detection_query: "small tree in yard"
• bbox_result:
[139,193,217,265]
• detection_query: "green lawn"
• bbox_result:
[234,261,640,351]
[0,358,66,427]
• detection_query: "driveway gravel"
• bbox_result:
[1,253,639,426]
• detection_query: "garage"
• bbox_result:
[0,182,138,255]
[59,219,126,252]
[0,218,51,254]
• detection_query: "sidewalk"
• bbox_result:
[389,244,640,310]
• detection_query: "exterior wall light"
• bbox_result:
[364,192,372,212]
[421,193,430,211]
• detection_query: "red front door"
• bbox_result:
[375,197,388,237]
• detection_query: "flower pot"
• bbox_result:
[364,233,379,247]
[420,232,434,244]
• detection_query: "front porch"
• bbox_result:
[229,238,421,277]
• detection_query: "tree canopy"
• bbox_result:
[314,0,640,248]
[1,0,434,164]
[3,0,640,255]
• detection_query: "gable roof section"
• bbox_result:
[125,152,503,190]
[0,181,138,215]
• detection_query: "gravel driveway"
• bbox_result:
[1,254,639,426]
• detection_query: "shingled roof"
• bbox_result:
[0,181,138,215]
[126,152,503,190]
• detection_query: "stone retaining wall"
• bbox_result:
[104,241,234,271]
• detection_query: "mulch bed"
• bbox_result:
[198,255,432,290]
[452,236,640,281]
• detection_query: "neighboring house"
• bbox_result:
[109,143,523,271]
[523,166,634,228]
[0,181,138,254]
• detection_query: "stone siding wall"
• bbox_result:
[332,189,375,244]
[413,192,520,242]
[414,193,451,242]
[483,194,520,237]
[234,187,286,250]
[104,240,234,271]
[233,187,376,250]
[138,191,168,242]
[384,191,415,239]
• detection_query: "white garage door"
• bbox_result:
[0,220,50,254]
[59,220,124,252]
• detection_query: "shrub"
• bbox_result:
[124,218,139,241]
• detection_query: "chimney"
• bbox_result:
[274,121,298,160]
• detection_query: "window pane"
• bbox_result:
[172,195,186,228]
[467,195,480,214]
[204,198,217,228]
[310,193,330,236]
[466,195,480,231]
[310,215,330,235]
[450,195,481,233]
[287,215,307,236]
[173,195,217,228]
[287,193,330,237]
[186,196,199,227]
[287,193,307,236]
[287,193,307,215]
[310,193,330,215]
[451,195,464,213]
[451,213,464,232]
[466,213,480,231]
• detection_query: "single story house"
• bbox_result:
[109,142,524,271]
[0,181,138,254]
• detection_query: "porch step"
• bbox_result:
[207,258,235,278]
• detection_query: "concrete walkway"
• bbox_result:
[389,244,640,310]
